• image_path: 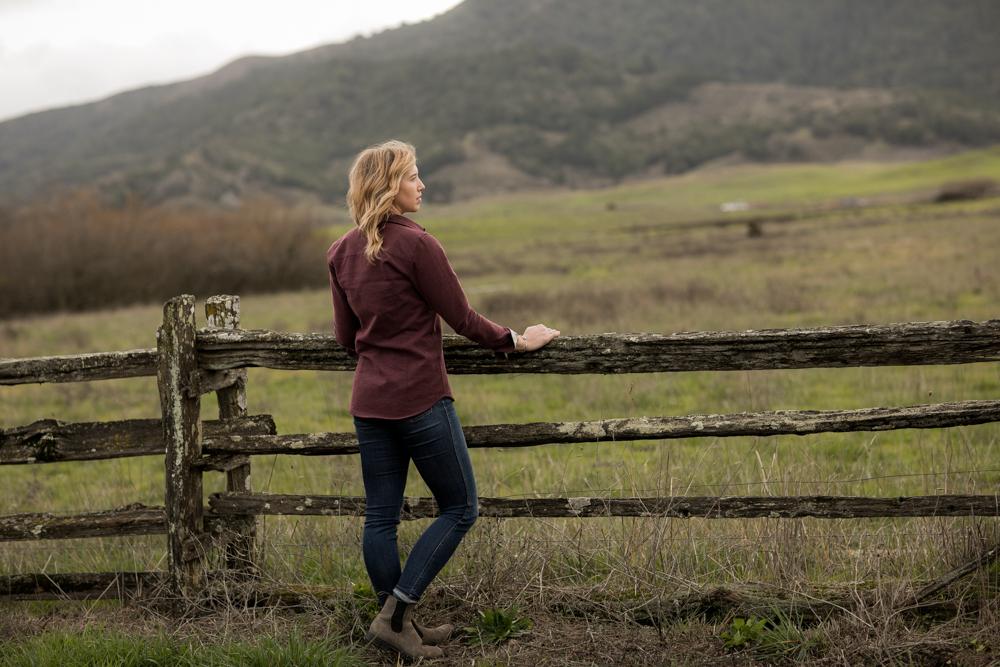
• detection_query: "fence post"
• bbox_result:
[156,294,206,600]
[205,294,257,577]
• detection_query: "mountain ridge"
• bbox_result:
[1,0,998,209]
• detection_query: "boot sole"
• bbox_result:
[364,631,442,661]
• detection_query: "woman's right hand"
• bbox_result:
[520,324,560,352]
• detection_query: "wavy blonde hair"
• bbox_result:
[346,139,417,264]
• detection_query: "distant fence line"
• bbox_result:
[0,294,997,604]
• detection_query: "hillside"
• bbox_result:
[0,0,998,209]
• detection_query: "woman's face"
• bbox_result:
[393,163,425,214]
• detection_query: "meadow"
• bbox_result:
[1,147,999,664]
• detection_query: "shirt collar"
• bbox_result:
[385,213,426,231]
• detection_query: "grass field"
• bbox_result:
[2,147,999,664]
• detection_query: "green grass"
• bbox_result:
[0,627,363,667]
[412,144,1000,243]
[1,147,999,603]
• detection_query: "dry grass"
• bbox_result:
[1,572,996,665]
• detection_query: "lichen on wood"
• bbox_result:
[205,294,256,575]
[208,492,1000,520]
[0,503,165,541]
[199,400,1000,457]
[1,414,275,465]
[193,318,1000,374]
[157,294,205,599]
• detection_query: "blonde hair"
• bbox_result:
[346,139,417,264]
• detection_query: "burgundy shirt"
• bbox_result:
[326,213,516,419]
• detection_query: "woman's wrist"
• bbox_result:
[514,332,528,352]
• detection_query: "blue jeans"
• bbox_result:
[352,396,478,605]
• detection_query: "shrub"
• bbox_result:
[0,189,327,318]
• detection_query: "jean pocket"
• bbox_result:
[401,402,437,423]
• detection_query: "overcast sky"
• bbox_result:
[0,0,463,122]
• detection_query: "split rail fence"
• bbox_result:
[1,294,998,603]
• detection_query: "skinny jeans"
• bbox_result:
[352,396,478,604]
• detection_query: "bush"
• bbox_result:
[0,189,327,318]
[933,178,999,203]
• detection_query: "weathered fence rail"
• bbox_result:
[0,504,168,541]
[0,415,274,464]
[207,493,998,520]
[1,294,997,605]
[0,349,157,385]
[0,571,168,600]
[196,400,1000,457]
[192,319,1000,373]
[4,319,999,385]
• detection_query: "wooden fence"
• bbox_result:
[1,294,998,604]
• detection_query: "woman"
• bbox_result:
[326,139,560,659]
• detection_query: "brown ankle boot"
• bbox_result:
[412,618,455,645]
[365,595,444,660]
